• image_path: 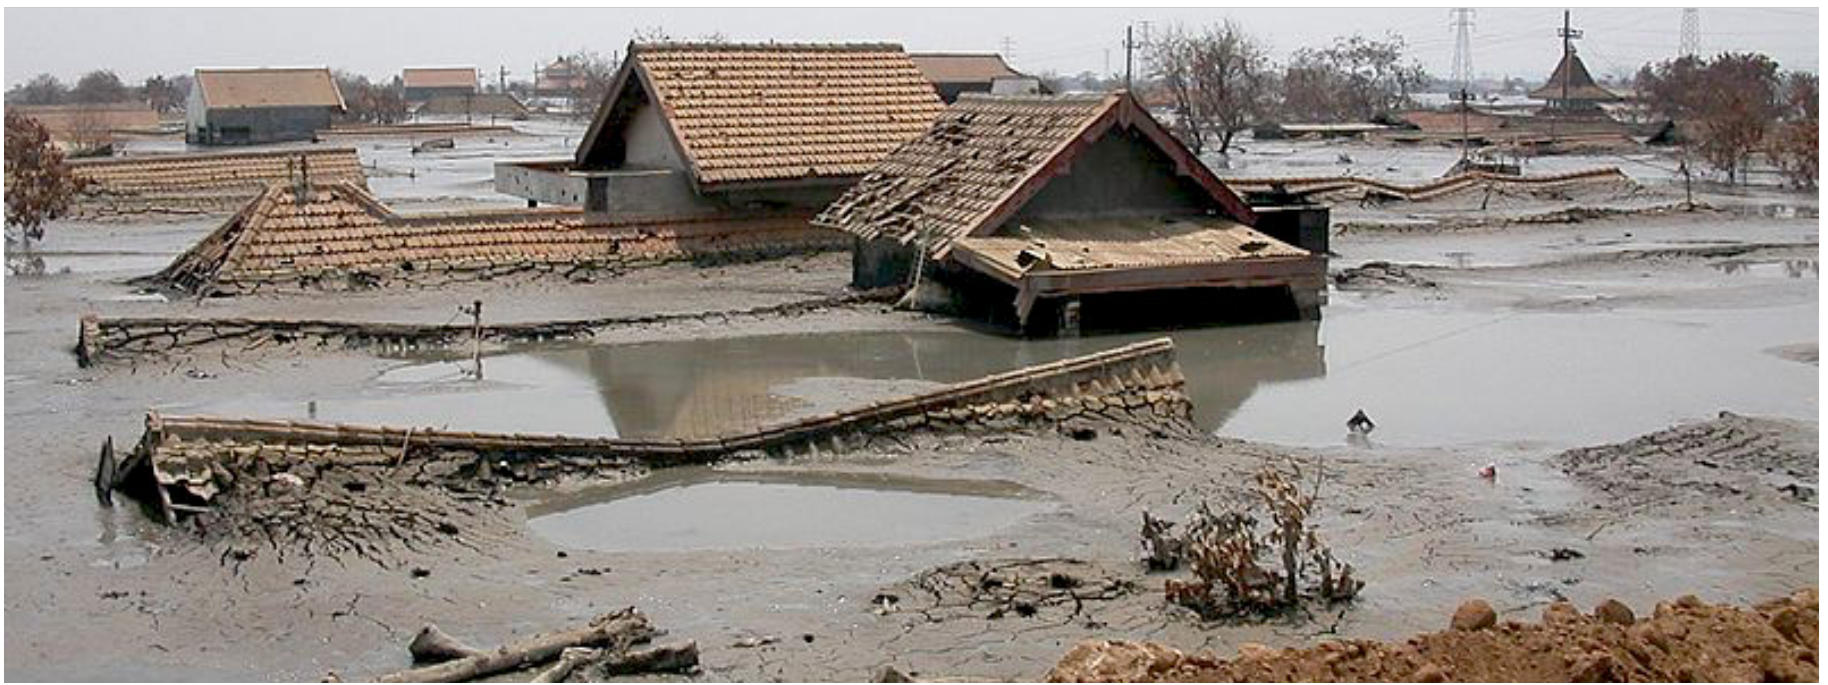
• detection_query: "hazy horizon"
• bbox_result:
[4,7,1819,88]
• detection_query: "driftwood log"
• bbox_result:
[529,647,598,683]
[596,641,699,677]
[407,624,480,663]
[376,609,655,683]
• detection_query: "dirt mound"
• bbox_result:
[1047,589,1819,682]
[1554,411,1818,507]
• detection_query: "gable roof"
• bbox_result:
[813,92,1257,259]
[402,67,478,90]
[910,53,1024,84]
[575,42,945,190]
[1529,52,1619,102]
[195,68,345,110]
[153,180,827,294]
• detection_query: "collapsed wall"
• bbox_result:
[65,148,367,219]
[102,338,1190,559]
[146,181,845,295]
[1223,167,1633,204]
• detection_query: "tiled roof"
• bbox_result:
[577,42,945,189]
[195,68,345,110]
[12,103,160,138]
[69,148,367,197]
[952,217,1305,281]
[402,67,478,90]
[156,181,831,293]
[1529,52,1619,102]
[813,92,1257,258]
[910,53,1023,84]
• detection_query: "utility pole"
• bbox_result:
[1680,8,1700,59]
[459,300,484,379]
[498,65,508,94]
[1549,10,1583,142]
[1456,87,1473,165]
[1449,8,1476,92]
[1124,25,1134,90]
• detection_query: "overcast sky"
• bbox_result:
[5,7,1818,88]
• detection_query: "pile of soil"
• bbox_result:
[1047,588,1818,682]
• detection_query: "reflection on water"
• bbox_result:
[198,292,1815,451]
[524,467,1051,552]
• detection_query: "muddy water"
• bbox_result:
[524,468,1051,552]
[198,286,1814,452]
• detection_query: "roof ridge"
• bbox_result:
[630,41,908,53]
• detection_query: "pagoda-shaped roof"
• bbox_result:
[1529,51,1620,102]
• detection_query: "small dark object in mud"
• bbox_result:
[435,521,460,536]
[411,567,432,578]
[1544,547,1585,562]
[1347,409,1376,435]
[802,633,816,644]
[555,550,568,559]
[1067,426,1099,441]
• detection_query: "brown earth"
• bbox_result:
[1048,588,1820,682]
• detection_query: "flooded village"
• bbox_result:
[3,7,1820,683]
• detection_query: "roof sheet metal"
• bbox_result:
[196,68,345,110]
[584,42,945,188]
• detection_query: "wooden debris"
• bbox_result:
[375,609,655,683]
[529,647,597,683]
[407,624,480,664]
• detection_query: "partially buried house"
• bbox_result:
[186,67,346,145]
[495,42,945,217]
[815,92,1327,335]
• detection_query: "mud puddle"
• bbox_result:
[523,468,1051,552]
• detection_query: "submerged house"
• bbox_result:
[402,67,479,103]
[815,92,1326,335]
[185,68,346,145]
[495,42,945,217]
[910,53,1046,103]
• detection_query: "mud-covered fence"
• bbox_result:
[75,288,901,367]
[109,338,1190,525]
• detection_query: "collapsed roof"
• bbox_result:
[814,92,1259,259]
[574,42,945,190]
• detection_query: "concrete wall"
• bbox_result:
[621,102,685,170]
[852,236,918,289]
[1011,128,1217,221]
[190,106,336,145]
[1249,204,1331,255]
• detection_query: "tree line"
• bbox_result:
[1636,53,1817,188]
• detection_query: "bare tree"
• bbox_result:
[1768,71,1818,189]
[1149,21,1274,155]
[334,71,409,125]
[1280,33,1426,123]
[5,110,86,244]
[1639,53,1782,184]
[7,74,68,105]
[70,70,132,104]
[563,50,621,120]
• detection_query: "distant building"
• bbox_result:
[185,67,345,145]
[402,67,478,103]
[534,57,589,97]
[497,42,944,216]
[415,92,528,120]
[816,92,1326,334]
[910,53,1046,103]
[1529,50,1620,114]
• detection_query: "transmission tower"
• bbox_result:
[1680,8,1700,58]
[1449,8,1476,91]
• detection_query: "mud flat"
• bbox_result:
[4,140,1819,681]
